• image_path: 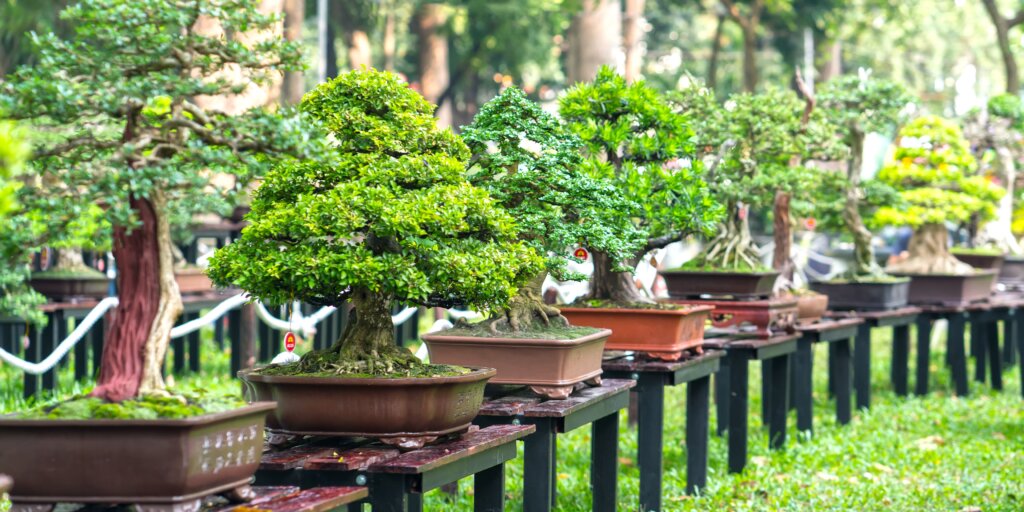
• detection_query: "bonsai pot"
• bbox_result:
[661,269,779,299]
[888,270,997,306]
[1000,255,1024,285]
[810,279,910,311]
[29,272,110,301]
[421,329,610,399]
[175,267,214,295]
[559,306,713,361]
[240,367,495,448]
[794,292,829,324]
[0,402,275,504]
[951,251,1005,271]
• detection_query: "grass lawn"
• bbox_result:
[2,319,1023,510]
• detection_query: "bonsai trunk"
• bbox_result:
[585,251,649,305]
[484,273,569,334]
[976,146,1022,253]
[844,131,884,277]
[772,191,793,283]
[887,223,974,275]
[92,192,183,401]
[53,248,92,273]
[701,203,761,269]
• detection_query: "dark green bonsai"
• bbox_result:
[0,122,45,324]
[208,69,543,375]
[460,87,645,333]
[559,67,722,305]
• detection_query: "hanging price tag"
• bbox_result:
[573,247,589,261]
[804,217,817,231]
[284,331,297,352]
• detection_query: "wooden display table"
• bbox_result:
[792,318,863,433]
[828,307,921,406]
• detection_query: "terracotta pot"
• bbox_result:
[810,280,910,311]
[660,269,780,299]
[889,270,997,306]
[0,402,275,503]
[175,268,214,295]
[29,274,110,301]
[559,306,712,361]
[240,367,494,448]
[795,293,829,324]
[952,252,1006,271]
[1000,255,1024,285]
[421,329,610,399]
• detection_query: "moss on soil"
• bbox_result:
[952,246,1006,256]
[435,324,604,340]
[31,268,108,279]
[672,259,774,273]
[17,393,246,420]
[254,358,472,379]
[566,299,693,310]
[822,274,911,285]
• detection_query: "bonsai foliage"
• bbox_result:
[816,74,911,279]
[0,0,308,402]
[460,87,645,332]
[876,116,1006,274]
[0,123,45,324]
[208,69,542,375]
[559,66,722,304]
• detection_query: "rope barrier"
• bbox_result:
[0,297,120,375]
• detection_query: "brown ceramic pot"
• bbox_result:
[1000,255,1024,286]
[889,270,997,306]
[421,329,610,399]
[240,367,494,447]
[951,252,1005,271]
[660,269,780,299]
[0,402,275,503]
[175,267,214,295]
[809,280,910,311]
[559,306,712,361]
[29,274,110,300]
[795,292,829,324]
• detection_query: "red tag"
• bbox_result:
[804,217,817,231]
[573,247,589,261]
[738,205,749,221]
[284,331,296,352]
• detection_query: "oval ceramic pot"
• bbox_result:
[240,367,494,440]
[0,402,276,503]
[661,270,780,299]
[558,306,713,361]
[175,268,214,295]
[795,293,829,324]
[1000,255,1024,285]
[889,270,997,306]
[810,280,910,311]
[421,329,610,399]
[28,275,110,301]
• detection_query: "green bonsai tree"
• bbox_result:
[0,122,45,324]
[559,66,722,305]
[208,69,542,375]
[460,87,645,333]
[876,116,1006,274]
[1,0,308,402]
[816,74,912,279]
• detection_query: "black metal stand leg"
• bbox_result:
[973,319,987,384]
[1004,316,1017,366]
[853,324,871,410]
[475,463,505,512]
[835,339,852,425]
[915,316,932,396]
[523,419,556,512]
[727,352,749,474]
[408,494,423,512]
[91,317,105,378]
[215,315,225,350]
[23,323,39,399]
[229,309,241,374]
[987,321,1003,391]
[188,312,201,373]
[686,375,710,495]
[172,332,185,374]
[949,313,969,397]
[715,360,730,436]
[795,339,814,434]
[637,375,664,511]
[42,313,58,391]
[591,412,619,512]
[74,318,88,380]
[370,474,409,512]
[893,324,910,396]
[760,363,770,423]
[827,343,837,398]
[767,355,789,450]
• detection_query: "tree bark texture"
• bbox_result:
[772,191,793,281]
[586,251,648,304]
[566,0,621,84]
[844,131,883,277]
[416,3,451,126]
[138,191,184,396]
[54,248,90,272]
[281,0,305,105]
[707,14,725,89]
[622,0,646,83]
[981,0,1022,93]
[887,223,973,275]
[701,204,761,270]
[721,0,763,92]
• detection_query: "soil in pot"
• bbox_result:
[29,268,110,301]
[809,277,911,311]
[559,301,712,361]
[422,325,609,400]
[660,267,780,299]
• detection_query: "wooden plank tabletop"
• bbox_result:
[828,306,922,320]
[369,424,535,474]
[602,349,725,373]
[703,333,800,350]
[476,379,635,418]
[796,317,864,334]
[210,486,367,512]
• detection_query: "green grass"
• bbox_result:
[3,317,1023,510]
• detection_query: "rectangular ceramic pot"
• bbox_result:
[175,268,214,295]
[0,402,276,503]
[421,329,610,399]
[951,252,1005,271]
[999,255,1024,285]
[28,275,110,300]
[559,306,712,361]
[660,269,780,299]
[795,293,829,324]
[889,270,997,306]
[810,280,910,311]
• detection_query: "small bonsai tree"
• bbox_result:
[876,116,1006,274]
[208,69,542,375]
[816,74,912,278]
[460,87,645,333]
[1,0,308,402]
[559,66,722,305]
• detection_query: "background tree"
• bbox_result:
[461,87,645,333]
[208,69,542,374]
[876,116,1006,273]
[980,0,1024,93]
[0,0,308,402]
[560,66,722,304]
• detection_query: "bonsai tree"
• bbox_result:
[0,122,45,324]
[460,87,645,333]
[816,74,912,278]
[0,0,308,402]
[876,116,1006,274]
[207,69,542,375]
[559,66,722,304]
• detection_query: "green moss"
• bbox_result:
[567,299,692,310]
[435,324,604,340]
[952,246,1006,256]
[824,274,911,285]
[255,361,472,379]
[31,268,108,279]
[16,393,246,420]
[673,259,774,273]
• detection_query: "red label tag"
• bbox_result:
[573,247,589,261]
[284,331,296,352]
[738,205,749,221]
[804,217,817,231]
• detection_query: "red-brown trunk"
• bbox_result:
[92,197,160,402]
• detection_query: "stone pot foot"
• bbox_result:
[584,375,603,387]
[529,384,576,400]
[224,485,256,503]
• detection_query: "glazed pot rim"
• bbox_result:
[888,269,998,278]
[660,269,780,278]
[811,278,912,286]
[421,328,612,346]
[0,401,276,428]
[240,365,497,385]
[559,305,714,316]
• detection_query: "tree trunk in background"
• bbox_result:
[326,11,339,78]
[332,1,373,70]
[239,304,258,370]
[707,14,725,89]
[566,0,621,84]
[772,191,792,282]
[382,6,396,71]
[281,0,305,105]
[817,40,842,82]
[346,30,372,69]
[887,223,974,275]
[623,0,646,82]
[740,23,758,92]
[981,0,1022,93]
[416,3,451,126]
[586,252,648,304]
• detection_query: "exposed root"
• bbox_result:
[887,223,974,275]
[696,211,762,270]
[484,274,572,334]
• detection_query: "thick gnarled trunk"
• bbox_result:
[138,191,184,396]
[485,273,568,334]
[976,146,1022,253]
[701,203,761,270]
[888,223,973,275]
[585,251,647,305]
[772,191,792,282]
[844,131,884,277]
